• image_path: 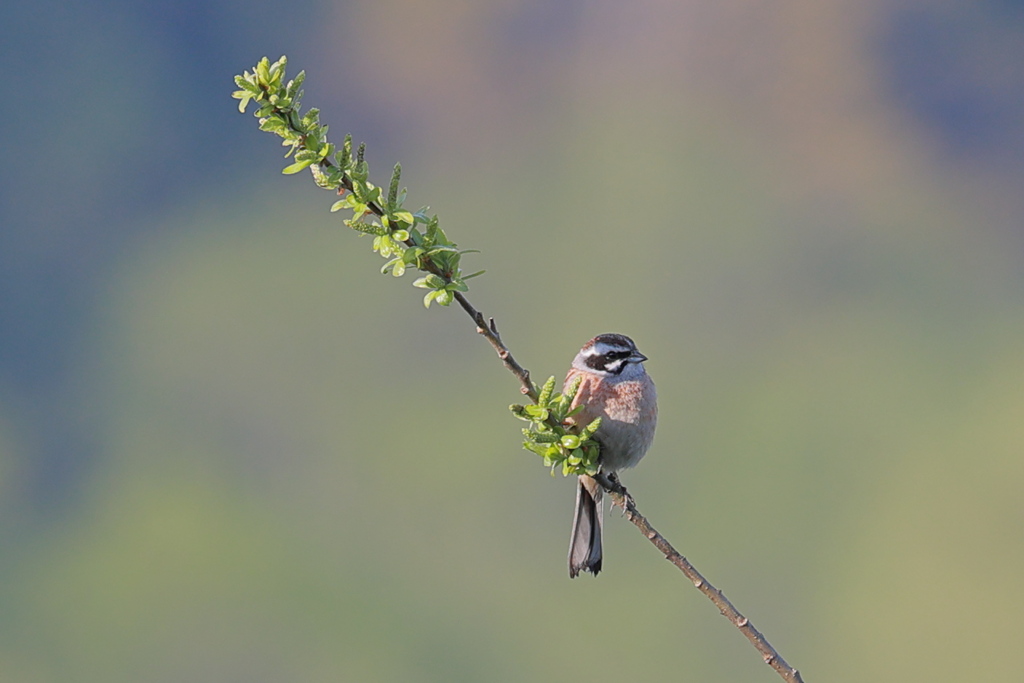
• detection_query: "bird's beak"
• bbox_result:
[629,352,648,363]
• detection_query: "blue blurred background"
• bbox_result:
[2,0,1024,680]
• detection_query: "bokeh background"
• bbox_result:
[2,0,1024,681]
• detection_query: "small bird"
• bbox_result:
[564,333,657,577]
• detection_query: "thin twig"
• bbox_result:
[451,292,536,401]
[595,473,805,683]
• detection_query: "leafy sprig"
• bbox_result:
[510,376,602,476]
[233,55,587,471]
[233,56,482,308]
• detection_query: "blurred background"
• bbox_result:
[2,0,1023,680]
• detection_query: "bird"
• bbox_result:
[564,333,657,577]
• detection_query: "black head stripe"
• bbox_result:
[579,333,644,375]
[584,352,609,372]
[591,333,636,349]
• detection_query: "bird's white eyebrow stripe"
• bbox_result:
[586,341,628,357]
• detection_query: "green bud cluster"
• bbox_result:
[510,376,603,476]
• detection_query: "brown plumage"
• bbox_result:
[564,334,657,577]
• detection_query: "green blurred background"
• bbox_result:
[2,0,1024,680]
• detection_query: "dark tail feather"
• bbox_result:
[568,475,603,577]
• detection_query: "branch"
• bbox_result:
[451,292,537,401]
[234,55,805,683]
[595,474,804,683]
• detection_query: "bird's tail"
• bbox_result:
[568,474,603,577]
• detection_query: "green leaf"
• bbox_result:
[256,57,271,85]
[234,74,260,94]
[561,435,581,450]
[431,224,451,244]
[282,158,313,174]
[524,441,553,457]
[364,185,382,205]
[524,405,549,421]
[374,234,398,256]
[423,290,439,308]
[301,107,321,127]
[258,117,286,132]
[435,289,454,306]
[393,211,415,225]
[268,56,286,87]
[287,70,306,96]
